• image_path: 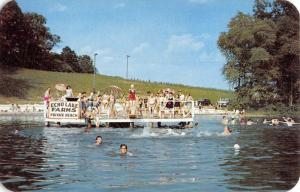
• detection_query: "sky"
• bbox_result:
[15,0,257,90]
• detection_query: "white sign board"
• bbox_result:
[48,101,80,119]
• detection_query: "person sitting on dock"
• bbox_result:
[95,136,103,145]
[223,125,232,136]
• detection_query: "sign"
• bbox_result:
[48,101,80,119]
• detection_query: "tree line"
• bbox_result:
[218,0,299,110]
[0,1,94,74]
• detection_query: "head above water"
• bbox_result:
[95,136,103,145]
[120,144,128,154]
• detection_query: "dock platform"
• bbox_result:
[45,100,195,127]
[45,117,193,125]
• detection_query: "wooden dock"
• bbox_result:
[45,117,193,125]
[45,100,195,127]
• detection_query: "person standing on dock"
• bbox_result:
[148,92,156,118]
[128,84,137,116]
[66,85,73,98]
[43,88,51,118]
[128,84,136,106]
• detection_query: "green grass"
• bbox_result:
[0,68,233,104]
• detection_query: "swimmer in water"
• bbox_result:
[222,116,229,125]
[246,118,256,125]
[119,144,133,156]
[120,144,128,155]
[14,129,19,134]
[223,125,232,136]
[95,136,103,145]
[281,117,298,127]
[271,119,279,126]
[263,118,270,124]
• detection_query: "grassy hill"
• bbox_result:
[0,68,233,104]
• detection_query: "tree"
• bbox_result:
[272,0,299,106]
[21,12,60,69]
[218,0,299,109]
[0,1,60,71]
[78,55,94,73]
[0,1,24,68]
[47,52,73,72]
[61,46,80,72]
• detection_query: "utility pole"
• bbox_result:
[126,55,130,79]
[93,53,98,93]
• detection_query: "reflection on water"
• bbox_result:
[0,115,299,191]
[220,126,300,191]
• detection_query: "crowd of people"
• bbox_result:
[44,84,194,122]
[0,104,43,113]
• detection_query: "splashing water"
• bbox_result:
[131,127,188,138]
[131,126,158,138]
[196,130,224,137]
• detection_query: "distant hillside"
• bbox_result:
[0,69,233,104]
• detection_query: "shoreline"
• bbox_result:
[0,112,43,116]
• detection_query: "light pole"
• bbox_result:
[93,53,98,93]
[126,55,130,79]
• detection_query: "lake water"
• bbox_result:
[0,115,299,191]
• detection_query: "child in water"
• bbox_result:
[223,125,232,136]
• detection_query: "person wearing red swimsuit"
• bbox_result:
[128,84,136,101]
[128,84,136,116]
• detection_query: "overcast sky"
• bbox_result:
[17,0,257,90]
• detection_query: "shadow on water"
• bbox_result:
[0,67,32,99]
[0,122,63,191]
[220,124,300,191]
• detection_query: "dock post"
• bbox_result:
[45,121,50,127]
[95,117,100,128]
[157,122,161,128]
[147,122,154,128]
[130,122,134,128]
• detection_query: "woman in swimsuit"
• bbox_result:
[128,84,136,106]
[43,88,51,118]
[128,84,137,116]
[148,93,156,117]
